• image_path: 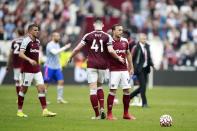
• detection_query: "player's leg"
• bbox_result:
[17,72,33,117]
[43,66,50,92]
[34,72,56,117]
[97,69,106,119]
[13,68,21,96]
[122,89,136,120]
[121,71,136,120]
[97,82,104,109]
[55,69,67,104]
[107,71,119,120]
[44,67,59,104]
[97,82,105,119]
[107,89,117,120]
[87,68,100,119]
[43,66,54,104]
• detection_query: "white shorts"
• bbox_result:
[13,68,21,81]
[21,72,44,87]
[109,71,131,89]
[87,68,106,84]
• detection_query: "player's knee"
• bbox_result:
[37,84,46,93]
[89,82,97,88]
[123,89,130,95]
[58,80,64,85]
[109,89,117,94]
[97,82,103,87]
[20,86,28,93]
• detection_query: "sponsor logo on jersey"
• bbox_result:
[30,49,39,53]
[115,49,126,53]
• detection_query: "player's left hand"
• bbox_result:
[118,56,125,64]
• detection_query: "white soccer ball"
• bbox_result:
[160,114,173,127]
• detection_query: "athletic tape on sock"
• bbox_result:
[90,88,97,95]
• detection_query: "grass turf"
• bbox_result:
[0,85,197,131]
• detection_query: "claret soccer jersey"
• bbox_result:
[20,36,40,73]
[81,30,112,69]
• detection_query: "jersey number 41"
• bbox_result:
[91,39,104,52]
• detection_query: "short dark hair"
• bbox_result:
[123,29,131,39]
[28,23,39,32]
[17,28,24,36]
[111,24,122,31]
[94,17,103,24]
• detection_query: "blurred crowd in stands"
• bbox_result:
[0,0,197,70]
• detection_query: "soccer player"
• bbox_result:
[6,28,24,98]
[106,24,136,120]
[44,32,71,104]
[17,23,56,117]
[68,18,124,119]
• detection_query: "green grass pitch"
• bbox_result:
[0,85,197,131]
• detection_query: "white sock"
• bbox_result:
[57,85,64,100]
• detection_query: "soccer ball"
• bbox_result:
[160,114,173,127]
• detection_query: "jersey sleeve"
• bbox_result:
[20,37,30,51]
[107,35,113,46]
[80,33,89,45]
[46,43,53,53]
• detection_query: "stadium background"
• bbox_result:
[0,0,196,86]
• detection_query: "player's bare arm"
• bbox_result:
[68,42,85,63]
[64,43,71,49]
[126,50,134,75]
[50,43,71,55]
[19,49,37,65]
[107,45,124,63]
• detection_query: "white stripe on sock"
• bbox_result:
[19,91,24,97]
[38,93,45,97]
[90,88,97,95]
[123,92,130,95]
[109,92,116,96]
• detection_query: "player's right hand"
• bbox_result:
[118,56,124,64]
[65,43,71,49]
[29,59,37,66]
